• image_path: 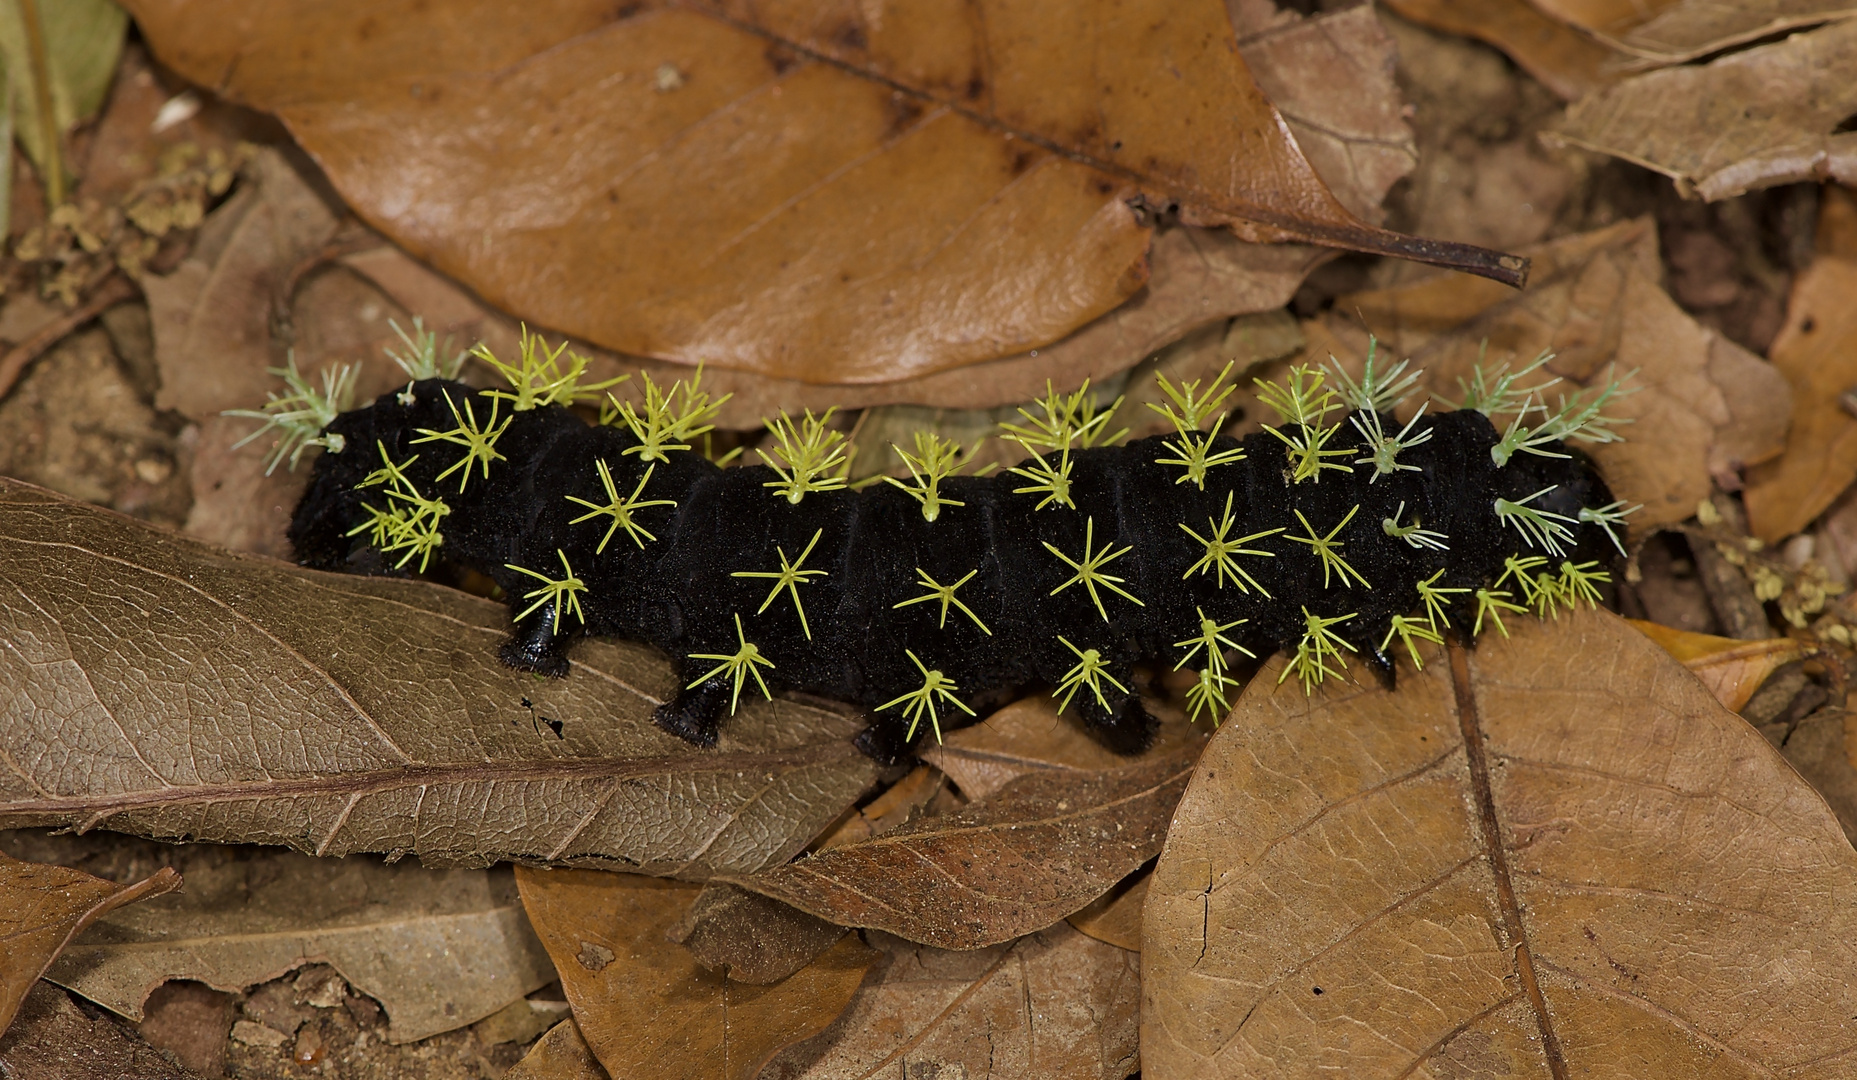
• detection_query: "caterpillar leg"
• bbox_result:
[499,618,573,678]
[854,716,919,767]
[653,676,736,747]
[1080,693,1159,756]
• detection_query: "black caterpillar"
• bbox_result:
[278,340,1631,764]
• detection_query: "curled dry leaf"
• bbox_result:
[760,924,1140,1080]
[507,1019,610,1080]
[725,748,1197,950]
[0,851,178,1039]
[920,695,1207,801]
[669,882,847,987]
[42,850,555,1044]
[1067,870,1149,952]
[124,0,1515,387]
[1743,258,1857,544]
[1381,0,1625,101]
[1527,0,1857,64]
[1307,217,1791,529]
[1143,609,1857,1078]
[1627,618,1810,712]
[1547,19,1857,201]
[0,477,880,874]
[513,868,875,1080]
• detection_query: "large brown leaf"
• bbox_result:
[1303,218,1791,530]
[1743,257,1857,544]
[123,0,1520,387]
[0,852,178,1039]
[726,748,1196,950]
[0,478,879,874]
[759,924,1140,1080]
[1143,610,1857,1077]
[513,868,875,1080]
[1547,19,1857,201]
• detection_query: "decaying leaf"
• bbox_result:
[0,477,880,874]
[1382,0,1624,100]
[0,851,178,1039]
[0,983,190,1080]
[0,0,129,199]
[920,695,1207,801]
[514,868,875,1080]
[1306,217,1791,529]
[1743,258,1857,544]
[124,0,1518,388]
[1528,0,1857,64]
[1628,618,1810,712]
[762,925,1139,1080]
[726,748,1196,950]
[42,849,554,1044]
[507,1019,610,1080]
[1143,610,1857,1077]
[1548,19,1857,201]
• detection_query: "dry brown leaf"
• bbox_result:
[1548,19,1857,201]
[1822,184,1857,260]
[1383,0,1625,100]
[0,852,178,1039]
[125,0,1517,388]
[759,924,1140,1080]
[920,695,1207,801]
[1307,218,1791,529]
[514,868,875,1080]
[725,748,1196,950]
[507,1019,611,1080]
[670,883,847,986]
[811,765,944,852]
[42,850,554,1044]
[1143,609,1857,1077]
[1067,870,1149,953]
[1743,258,1857,544]
[1527,0,1857,63]
[1627,619,1810,712]
[0,477,879,873]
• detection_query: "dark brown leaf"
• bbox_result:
[124,0,1519,388]
[920,695,1206,801]
[0,851,178,1039]
[514,868,875,1080]
[725,748,1196,950]
[0,983,190,1080]
[0,477,879,874]
[669,882,847,986]
[1143,611,1857,1076]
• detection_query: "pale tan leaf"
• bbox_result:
[1743,258,1857,544]
[1143,610,1857,1077]
[1547,19,1857,201]
[1067,870,1148,953]
[1308,218,1791,530]
[1627,618,1810,712]
[759,924,1140,1080]
[0,852,177,1039]
[0,477,880,875]
[43,849,555,1044]
[514,868,875,1080]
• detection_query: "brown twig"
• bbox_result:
[0,274,141,404]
